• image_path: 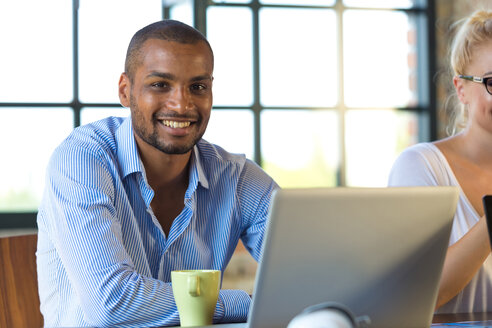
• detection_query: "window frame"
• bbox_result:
[0,0,437,228]
[196,0,437,185]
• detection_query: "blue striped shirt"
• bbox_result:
[36,116,279,327]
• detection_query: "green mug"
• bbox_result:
[171,270,221,327]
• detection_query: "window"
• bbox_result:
[202,0,431,188]
[0,0,161,215]
[0,0,435,223]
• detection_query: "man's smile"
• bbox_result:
[161,120,192,128]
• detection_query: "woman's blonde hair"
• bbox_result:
[445,10,492,135]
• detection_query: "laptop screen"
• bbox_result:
[247,187,458,328]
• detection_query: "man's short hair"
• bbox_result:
[124,20,214,81]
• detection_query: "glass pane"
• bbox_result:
[81,107,130,126]
[343,0,422,9]
[344,10,415,108]
[260,8,337,107]
[169,0,193,26]
[203,110,254,159]
[207,7,253,107]
[0,0,72,102]
[0,108,73,212]
[345,109,418,187]
[261,110,339,188]
[79,0,162,103]
[260,0,335,5]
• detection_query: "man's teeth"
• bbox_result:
[162,120,191,128]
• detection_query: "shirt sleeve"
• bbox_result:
[40,143,181,327]
[236,159,280,261]
[214,289,252,323]
[209,159,277,324]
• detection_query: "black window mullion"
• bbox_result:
[252,0,262,166]
[335,0,346,187]
[193,0,208,34]
[73,0,81,128]
[424,0,437,141]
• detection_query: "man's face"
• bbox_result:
[120,38,213,155]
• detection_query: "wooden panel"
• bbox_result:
[0,233,43,328]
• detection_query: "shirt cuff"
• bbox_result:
[214,289,251,323]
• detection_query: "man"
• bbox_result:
[37,20,278,327]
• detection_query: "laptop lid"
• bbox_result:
[247,187,458,328]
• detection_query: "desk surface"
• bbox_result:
[53,313,492,327]
[169,313,492,327]
[433,312,492,324]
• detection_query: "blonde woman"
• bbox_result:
[389,10,492,312]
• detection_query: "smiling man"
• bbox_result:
[36,20,279,327]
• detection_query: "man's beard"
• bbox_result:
[130,95,205,155]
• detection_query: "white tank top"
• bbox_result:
[389,142,492,313]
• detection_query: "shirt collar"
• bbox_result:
[191,143,209,190]
[115,116,143,178]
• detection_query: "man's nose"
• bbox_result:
[165,87,194,112]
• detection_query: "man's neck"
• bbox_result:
[135,137,192,191]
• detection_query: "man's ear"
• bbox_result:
[453,75,468,105]
[118,73,131,108]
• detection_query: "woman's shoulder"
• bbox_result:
[389,142,451,187]
[396,142,442,161]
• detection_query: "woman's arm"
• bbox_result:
[436,215,491,309]
[388,144,491,310]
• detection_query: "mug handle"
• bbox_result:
[188,275,201,297]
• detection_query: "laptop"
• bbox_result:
[194,186,459,328]
[483,195,492,249]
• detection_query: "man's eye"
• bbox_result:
[151,82,167,88]
[191,84,206,92]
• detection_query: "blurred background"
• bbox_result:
[0,0,490,293]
